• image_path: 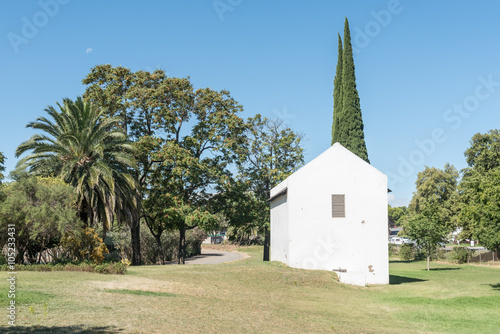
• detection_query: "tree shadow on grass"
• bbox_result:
[0,325,122,333]
[390,275,427,285]
[193,252,224,257]
[164,252,224,265]
[489,283,500,290]
[389,260,412,264]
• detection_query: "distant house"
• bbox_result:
[202,231,227,245]
[270,143,389,286]
[389,227,402,237]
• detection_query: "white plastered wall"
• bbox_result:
[270,180,289,265]
[270,143,389,286]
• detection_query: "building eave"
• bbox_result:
[268,187,287,203]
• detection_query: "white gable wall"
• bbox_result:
[270,143,389,286]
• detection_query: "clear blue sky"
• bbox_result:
[1,1,500,206]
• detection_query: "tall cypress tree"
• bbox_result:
[332,34,343,145]
[333,18,369,163]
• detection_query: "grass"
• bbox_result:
[0,247,499,333]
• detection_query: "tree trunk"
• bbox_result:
[130,220,141,265]
[263,225,270,261]
[102,223,108,241]
[427,255,430,271]
[27,247,37,264]
[15,247,25,265]
[154,235,164,265]
[79,199,89,227]
[178,227,186,264]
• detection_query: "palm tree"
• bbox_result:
[16,97,137,235]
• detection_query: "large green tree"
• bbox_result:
[144,87,246,264]
[0,176,80,264]
[458,130,500,257]
[332,18,369,163]
[234,115,304,261]
[464,129,500,172]
[83,66,247,264]
[388,205,406,228]
[83,66,159,265]
[82,64,134,133]
[403,164,458,270]
[15,97,137,240]
[403,206,448,271]
[407,164,459,224]
[459,168,500,257]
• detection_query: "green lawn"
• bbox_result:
[1,247,499,333]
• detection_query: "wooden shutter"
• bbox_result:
[331,194,345,218]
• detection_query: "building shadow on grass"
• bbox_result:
[389,275,427,285]
[425,268,461,271]
[0,325,122,333]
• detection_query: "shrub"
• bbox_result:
[103,262,127,275]
[160,232,179,262]
[138,224,206,264]
[34,264,53,272]
[140,228,162,264]
[388,244,399,256]
[399,244,414,261]
[53,255,75,265]
[121,258,131,266]
[107,223,207,265]
[451,247,474,264]
[226,224,263,245]
[52,264,64,271]
[62,263,82,272]
[436,247,447,260]
[61,227,109,264]
[73,261,96,273]
[106,225,133,262]
[0,175,80,264]
[414,250,426,261]
[0,261,126,274]
[185,227,206,257]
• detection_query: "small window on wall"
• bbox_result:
[331,194,345,218]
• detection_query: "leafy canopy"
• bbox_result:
[458,130,500,253]
[83,65,248,264]
[407,163,459,228]
[403,164,458,269]
[0,176,80,263]
[388,205,406,228]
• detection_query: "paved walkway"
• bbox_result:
[167,248,245,265]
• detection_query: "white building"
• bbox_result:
[270,143,389,286]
